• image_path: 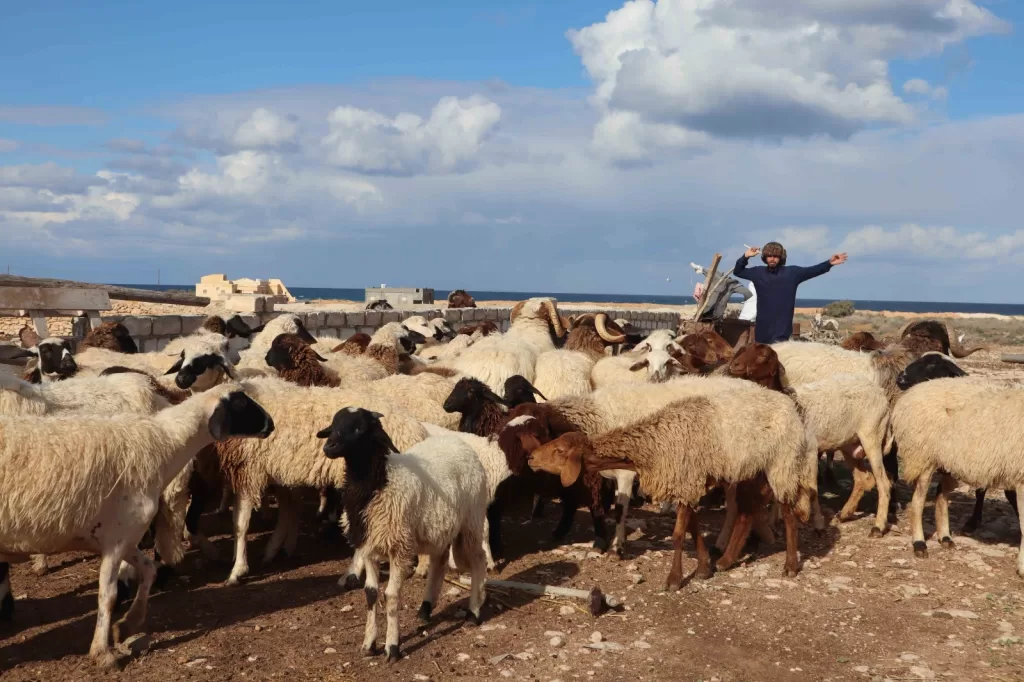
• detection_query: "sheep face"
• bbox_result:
[265,333,326,371]
[208,389,275,441]
[444,377,505,414]
[727,343,783,390]
[429,318,457,341]
[33,338,78,379]
[496,414,552,474]
[166,347,235,391]
[629,349,684,383]
[316,407,399,466]
[527,432,589,487]
[680,330,734,364]
[896,353,967,391]
[841,331,886,353]
[503,375,546,405]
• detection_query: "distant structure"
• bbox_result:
[364,286,434,308]
[196,274,295,313]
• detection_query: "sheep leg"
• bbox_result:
[414,553,431,578]
[861,437,891,538]
[339,547,366,591]
[184,475,220,561]
[823,451,838,488]
[89,549,124,669]
[30,554,47,576]
[113,546,156,643]
[753,505,776,545]
[0,562,12,623]
[715,484,738,554]
[262,488,297,564]
[418,549,448,623]
[382,555,405,663]
[665,503,692,591]
[935,472,958,549]
[1016,485,1024,578]
[485,499,503,562]
[839,461,875,522]
[781,503,801,578]
[531,495,545,519]
[587,479,611,553]
[552,494,575,541]
[1007,489,1020,516]
[961,488,986,534]
[215,483,232,515]
[361,559,381,656]
[910,469,934,558]
[810,490,826,533]
[610,471,636,557]
[689,508,712,580]
[227,496,255,585]
[716,478,766,572]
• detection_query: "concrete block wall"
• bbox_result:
[54,305,683,351]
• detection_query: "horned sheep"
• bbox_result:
[533,313,628,400]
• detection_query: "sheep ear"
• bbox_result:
[316,427,332,439]
[164,356,184,375]
[208,402,230,441]
[313,350,328,362]
[295,322,317,344]
[249,322,266,335]
[217,356,238,379]
[19,327,40,349]
[531,386,547,401]
[629,359,649,371]
[0,346,37,364]
[482,386,506,404]
[560,451,583,488]
[367,410,385,420]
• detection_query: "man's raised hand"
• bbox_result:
[744,246,760,259]
[830,253,848,266]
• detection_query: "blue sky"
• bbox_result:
[1,0,1021,302]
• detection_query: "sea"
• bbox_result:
[117,284,1024,316]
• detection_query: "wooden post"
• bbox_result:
[692,253,722,321]
[792,322,801,339]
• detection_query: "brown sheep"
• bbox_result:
[900,319,986,358]
[457,321,499,337]
[331,332,372,356]
[841,331,886,352]
[265,333,340,387]
[447,289,477,308]
[79,321,139,354]
[725,343,786,392]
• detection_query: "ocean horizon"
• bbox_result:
[116,284,1024,317]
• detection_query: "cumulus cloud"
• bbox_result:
[231,108,299,149]
[321,95,502,175]
[839,224,1024,261]
[903,78,949,100]
[569,0,1007,161]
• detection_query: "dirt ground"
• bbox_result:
[3,353,1024,681]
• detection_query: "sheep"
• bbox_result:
[0,371,171,417]
[891,376,1024,576]
[457,321,499,337]
[0,382,274,667]
[899,319,986,358]
[438,297,566,393]
[316,407,487,662]
[417,333,476,363]
[629,328,682,355]
[332,332,372,356]
[526,383,816,588]
[592,348,688,387]
[235,313,318,374]
[534,313,628,400]
[612,318,646,353]
[17,327,76,383]
[771,340,915,404]
[447,289,477,308]
[894,353,1018,535]
[402,315,456,346]
[209,377,431,585]
[842,331,886,352]
[503,375,546,406]
[266,332,340,387]
[321,323,425,387]
[77,321,139,354]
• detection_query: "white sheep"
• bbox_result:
[438,298,566,392]
[591,348,686,387]
[235,313,318,374]
[417,333,476,363]
[771,340,914,404]
[891,377,1024,576]
[321,322,420,387]
[526,383,816,588]
[315,408,488,662]
[0,382,274,668]
[210,376,431,585]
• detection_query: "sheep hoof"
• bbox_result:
[417,601,432,623]
[940,536,955,550]
[361,643,378,658]
[341,573,362,592]
[695,564,714,581]
[0,592,13,623]
[960,520,978,534]
[91,650,120,670]
[869,527,884,539]
[464,611,482,627]
[592,537,609,553]
[783,566,799,579]
[708,546,724,563]
[913,541,928,558]
[386,645,402,664]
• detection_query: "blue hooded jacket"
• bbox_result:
[733,255,832,343]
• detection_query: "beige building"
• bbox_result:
[196,274,295,303]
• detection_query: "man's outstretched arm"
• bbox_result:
[733,246,761,281]
[796,253,847,283]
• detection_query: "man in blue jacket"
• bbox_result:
[734,241,847,344]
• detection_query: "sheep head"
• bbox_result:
[629,349,685,382]
[503,375,546,406]
[444,377,506,414]
[726,343,785,391]
[19,327,77,380]
[510,297,565,339]
[526,432,591,487]
[895,353,967,391]
[841,331,886,353]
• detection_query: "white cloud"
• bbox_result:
[569,0,1007,161]
[322,95,502,175]
[231,108,298,149]
[838,224,1024,261]
[903,78,950,100]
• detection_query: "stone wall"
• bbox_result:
[12,306,684,351]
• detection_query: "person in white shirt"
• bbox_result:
[738,280,757,321]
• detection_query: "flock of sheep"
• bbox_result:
[0,297,1021,670]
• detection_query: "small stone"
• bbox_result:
[910,666,936,679]
[544,630,565,638]
[247,655,258,662]
[447,587,461,597]
[586,551,602,559]
[414,675,430,681]
[454,609,467,618]
[853,666,870,673]
[842,561,858,568]
[549,636,565,648]
[254,625,263,632]
[589,631,603,643]
[324,647,337,655]
[764,579,781,589]
[720,599,733,606]
[489,654,510,665]
[765,595,781,601]
[116,633,151,657]
[900,653,920,662]
[923,609,978,620]
[456,653,471,662]
[500,671,513,678]
[629,573,645,585]
[185,658,209,668]
[687,628,695,635]
[633,641,652,649]
[559,606,575,616]
[340,605,353,613]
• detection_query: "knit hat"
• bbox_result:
[761,241,787,266]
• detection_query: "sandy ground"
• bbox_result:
[2,308,1023,681]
